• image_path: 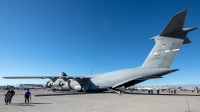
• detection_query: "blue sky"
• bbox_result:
[0,0,199,86]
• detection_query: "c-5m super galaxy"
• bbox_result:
[3,9,197,92]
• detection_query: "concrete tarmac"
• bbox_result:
[0,89,200,112]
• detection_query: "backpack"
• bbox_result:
[25,92,30,97]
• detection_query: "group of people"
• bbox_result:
[4,89,31,105]
[147,89,154,94]
[4,89,15,105]
[167,89,176,94]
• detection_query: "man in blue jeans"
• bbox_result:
[24,89,31,103]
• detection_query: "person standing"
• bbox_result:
[157,89,160,94]
[174,87,176,94]
[151,89,153,94]
[9,89,15,104]
[24,89,31,103]
[119,90,122,96]
[4,90,11,105]
[196,87,199,94]
[174,89,176,94]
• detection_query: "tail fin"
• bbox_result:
[142,9,197,68]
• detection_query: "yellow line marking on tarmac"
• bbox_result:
[164,105,168,107]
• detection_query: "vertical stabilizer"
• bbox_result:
[142,10,197,68]
[142,36,184,68]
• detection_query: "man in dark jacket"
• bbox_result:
[5,90,11,105]
[9,89,15,104]
[157,89,160,94]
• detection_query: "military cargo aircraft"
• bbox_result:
[3,9,197,92]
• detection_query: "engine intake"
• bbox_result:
[53,81,65,86]
[43,82,53,88]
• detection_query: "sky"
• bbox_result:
[0,0,200,86]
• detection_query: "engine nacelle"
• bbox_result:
[62,83,70,90]
[62,79,81,91]
[43,82,53,88]
[73,86,81,91]
[53,81,65,87]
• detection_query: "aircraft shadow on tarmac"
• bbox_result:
[10,103,52,106]
[34,91,114,97]
[34,91,200,97]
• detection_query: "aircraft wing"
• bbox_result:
[3,76,92,79]
[21,84,43,86]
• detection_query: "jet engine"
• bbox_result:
[73,86,81,91]
[53,81,65,86]
[62,83,70,90]
[62,79,82,91]
[43,82,53,88]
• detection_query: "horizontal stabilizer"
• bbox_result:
[182,27,197,32]
[160,9,188,36]
[183,37,191,44]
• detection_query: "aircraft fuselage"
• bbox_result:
[62,67,178,91]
